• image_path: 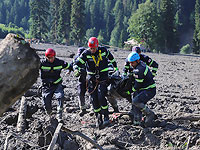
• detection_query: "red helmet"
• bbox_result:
[45,48,56,57]
[88,37,98,48]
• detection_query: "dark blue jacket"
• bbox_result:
[40,58,72,85]
[74,46,117,81]
[123,53,158,76]
[131,61,156,92]
[72,47,87,70]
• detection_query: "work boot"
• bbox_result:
[145,110,155,127]
[132,113,143,126]
[141,106,155,127]
[79,109,87,117]
[128,110,134,123]
[102,115,110,127]
[113,106,119,113]
[133,120,141,126]
[95,113,103,129]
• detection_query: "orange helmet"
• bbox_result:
[45,48,56,57]
[88,37,98,48]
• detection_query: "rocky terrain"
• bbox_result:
[0,42,199,150]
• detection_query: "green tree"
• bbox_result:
[0,2,6,24]
[70,0,85,45]
[29,0,49,40]
[193,0,200,54]
[128,0,163,51]
[160,0,178,53]
[110,0,124,47]
[49,0,60,43]
[57,0,71,44]
[103,0,115,42]
[89,0,100,35]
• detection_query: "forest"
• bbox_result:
[0,0,199,54]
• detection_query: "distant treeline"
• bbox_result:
[0,0,199,54]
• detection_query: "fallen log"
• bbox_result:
[3,132,11,150]
[0,33,40,116]
[164,113,200,121]
[47,123,104,150]
[47,123,63,150]
[62,126,104,150]
[17,96,27,133]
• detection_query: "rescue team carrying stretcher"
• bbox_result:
[40,37,159,129]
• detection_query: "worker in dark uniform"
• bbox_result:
[74,37,119,129]
[126,52,156,127]
[73,47,88,116]
[40,48,72,122]
[123,46,158,77]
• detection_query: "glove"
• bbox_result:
[114,67,120,76]
[119,90,132,98]
[115,70,120,76]
[126,91,131,95]
[74,69,80,77]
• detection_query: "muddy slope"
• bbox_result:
[0,43,199,150]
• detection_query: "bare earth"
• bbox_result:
[0,43,199,150]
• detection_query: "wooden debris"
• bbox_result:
[47,123,63,150]
[3,133,11,150]
[61,126,104,150]
[165,113,200,121]
[17,96,27,133]
[47,123,104,150]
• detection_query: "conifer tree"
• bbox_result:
[104,0,115,42]
[57,0,71,44]
[89,0,100,35]
[70,0,85,45]
[160,0,178,53]
[49,0,60,42]
[109,0,124,47]
[29,0,49,40]
[193,0,200,54]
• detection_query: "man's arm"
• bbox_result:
[123,59,132,76]
[141,54,158,76]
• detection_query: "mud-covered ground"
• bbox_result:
[0,43,199,150]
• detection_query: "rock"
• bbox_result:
[0,33,40,116]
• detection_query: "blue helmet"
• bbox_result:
[127,52,140,62]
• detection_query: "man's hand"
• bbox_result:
[113,67,120,76]
[115,70,120,76]
[74,69,80,77]
[67,70,71,75]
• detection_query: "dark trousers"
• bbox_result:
[77,72,87,109]
[132,88,156,121]
[42,83,64,114]
[88,80,109,115]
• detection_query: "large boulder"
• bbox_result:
[0,33,40,116]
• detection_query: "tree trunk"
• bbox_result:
[17,96,27,133]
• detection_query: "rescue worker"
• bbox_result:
[40,48,72,122]
[72,47,88,116]
[73,48,119,116]
[74,37,119,129]
[126,52,156,127]
[123,46,158,77]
